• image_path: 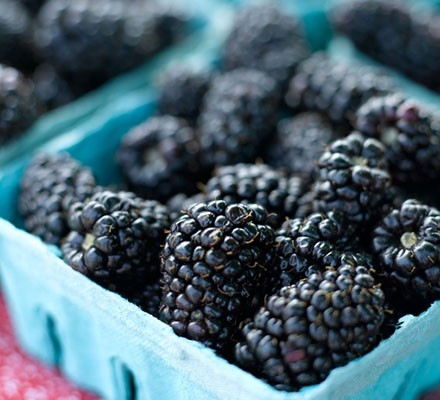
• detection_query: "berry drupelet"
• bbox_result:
[117,115,205,203]
[18,152,98,245]
[197,68,281,169]
[62,190,171,296]
[159,200,277,357]
[235,262,385,391]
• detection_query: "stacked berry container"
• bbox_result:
[1,1,440,399]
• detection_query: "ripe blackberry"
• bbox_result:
[275,211,368,288]
[330,0,411,61]
[166,192,207,223]
[156,65,213,122]
[0,0,39,72]
[235,262,385,391]
[159,200,277,356]
[372,199,440,305]
[32,63,75,110]
[331,0,440,91]
[312,131,392,226]
[127,281,162,318]
[285,52,396,130]
[117,115,205,203]
[295,180,403,224]
[355,92,440,185]
[19,152,98,245]
[294,189,319,220]
[197,69,281,168]
[18,0,47,15]
[264,112,337,183]
[62,190,171,296]
[0,64,44,146]
[221,3,310,93]
[33,0,187,95]
[203,163,307,228]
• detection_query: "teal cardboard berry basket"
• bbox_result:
[1,2,440,399]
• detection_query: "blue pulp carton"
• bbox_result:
[1,1,440,399]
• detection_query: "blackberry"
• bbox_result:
[0,64,44,146]
[19,153,98,245]
[285,52,396,130]
[274,211,368,288]
[235,262,385,391]
[32,63,75,110]
[116,115,206,203]
[127,281,162,318]
[0,0,39,72]
[18,0,47,15]
[311,131,392,226]
[33,0,187,96]
[297,174,404,223]
[294,189,319,220]
[62,190,170,296]
[197,69,281,168]
[372,199,440,305]
[264,112,338,183]
[331,0,440,91]
[203,163,307,228]
[166,192,207,223]
[159,200,276,356]
[156,65,213,122]
[355,92,440,185]
[330,0,411,59]
[221,3,310,93]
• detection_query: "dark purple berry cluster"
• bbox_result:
[16,1,440,395]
